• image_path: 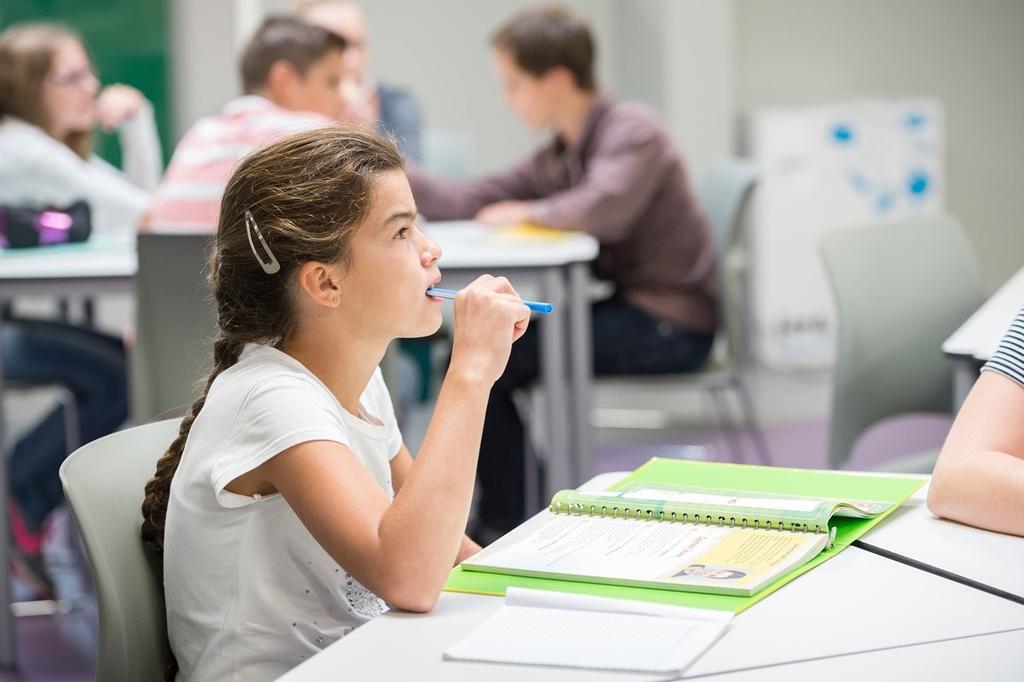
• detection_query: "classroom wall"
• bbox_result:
[734,0,1024,292]
[170,0,238,136]
[611,0,736,183]
[169,0,1022,291]
[170,1,732,179]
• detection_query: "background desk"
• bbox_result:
[0,236,136,668]
[0,235,136,298]
[424,221,599,508]
[943,264,1024,409]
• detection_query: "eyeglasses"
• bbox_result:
[46,66,99,88]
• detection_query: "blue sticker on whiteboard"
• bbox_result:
[831,123,855,145]
[907,170,930,196]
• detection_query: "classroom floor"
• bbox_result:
[0,366,952,680]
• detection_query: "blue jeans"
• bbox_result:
[476,294,714,533]
[3,319,128,527]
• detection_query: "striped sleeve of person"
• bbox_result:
[981,306,1024,387]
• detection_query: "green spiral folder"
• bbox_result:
[446,458,925,612]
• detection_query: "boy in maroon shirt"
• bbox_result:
[408,6,717,540]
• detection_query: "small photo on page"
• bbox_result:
[671,563,750,581]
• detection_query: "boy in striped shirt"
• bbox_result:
[149,16,346,230]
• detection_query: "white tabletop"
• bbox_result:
[943,265,1024,361]
[279,471,1024,681]
[424,220,598,269]
[859,486,1024,600]
[0,235,136,281]
[690,627,1024,682]
[686,545,1024,677]
[278,546,1024,681]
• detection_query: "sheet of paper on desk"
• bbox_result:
[443,587,730,674]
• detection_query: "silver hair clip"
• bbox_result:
[244,210,280,275]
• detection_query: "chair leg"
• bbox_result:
[54,387,81,454]
[708,386,744,463]
[699,388,727,460]
[732,378,772,465]
[520,391,541,516]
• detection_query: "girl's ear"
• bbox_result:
[296,261,342,308]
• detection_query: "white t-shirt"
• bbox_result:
[0,111,161,232]
[164,344,404,681]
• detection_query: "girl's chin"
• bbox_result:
[399,312,443,340]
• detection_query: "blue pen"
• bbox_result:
[426,287,553,314]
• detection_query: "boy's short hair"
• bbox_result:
[491,5,595,91]
[239,15,347,93]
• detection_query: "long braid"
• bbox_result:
[140,335,244,552]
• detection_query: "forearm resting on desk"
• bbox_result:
[377,371,492,608]
[928,372,1024,536]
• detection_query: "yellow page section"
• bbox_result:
[495,223,573,241]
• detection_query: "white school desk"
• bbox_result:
[685,627,1024,682]
[279,473,1024,681]
[278,543,1024,681]
[0,235,136,668]
[943,264,1024,409]
[858,483,1024,602]
[423,221,600,509]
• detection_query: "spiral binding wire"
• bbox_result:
[551,500,824,534]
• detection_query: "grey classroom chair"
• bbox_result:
[819,215,984,471]
[131,232,217,421]
[594,158,771,464]
[58,418,180,681]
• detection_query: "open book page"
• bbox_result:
[444,587,730,673]
[463,514,829,597]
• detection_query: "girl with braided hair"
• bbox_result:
[140,125,530,680]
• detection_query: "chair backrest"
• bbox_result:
[58,418,181,681]
[696,159,761,367]
[131,233,217,421]
[819,215,984,469]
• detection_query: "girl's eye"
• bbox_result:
[395,226,410,239]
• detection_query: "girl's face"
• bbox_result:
[42,39,99,137]
[336,170,443,340]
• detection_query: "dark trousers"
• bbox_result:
[3,319,128,527]
[476,294,714,534]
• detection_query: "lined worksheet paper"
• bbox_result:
[443,605,728,673]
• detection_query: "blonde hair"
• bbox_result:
[0,22,93,159]
[140,125,404,554]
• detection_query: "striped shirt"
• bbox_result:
[149,96,329,230]
[982,306,1024,386]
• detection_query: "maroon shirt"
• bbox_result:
[407,96,717,333]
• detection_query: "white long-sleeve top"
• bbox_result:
[0,102,162,234]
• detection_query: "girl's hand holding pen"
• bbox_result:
[446,275,531,385]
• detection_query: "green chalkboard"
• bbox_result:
[0,0,172,167]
